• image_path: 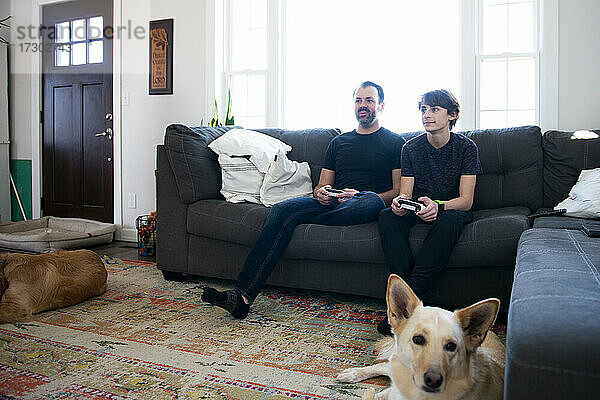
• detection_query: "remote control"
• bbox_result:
[398,199,425,212]
[581,221,600,238]
[526,208,567,219]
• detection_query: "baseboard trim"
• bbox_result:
[116,227,137,242]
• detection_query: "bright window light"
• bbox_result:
[284,0,459,132]
[478,0,538,129]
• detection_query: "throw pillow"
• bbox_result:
[217,154,263,204]
[555,167,600,219]
[208,128,292,173]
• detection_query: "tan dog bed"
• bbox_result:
[0,217,115,253]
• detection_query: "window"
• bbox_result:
[477,0,538,128]
[283,1,460,132]
[226,0,269,128]
[223,0,539,131]
[54,16,104,67]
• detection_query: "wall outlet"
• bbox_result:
[128,193,136,209]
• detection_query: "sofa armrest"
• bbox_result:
[156,145,189,273]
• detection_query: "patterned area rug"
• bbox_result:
[0,257,506,399]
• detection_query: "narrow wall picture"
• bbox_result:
[149,18,173,95]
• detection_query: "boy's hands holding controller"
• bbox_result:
[415,196,439,222]
[391,194,409,217]
[392,195,439,221]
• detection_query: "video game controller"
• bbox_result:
[325,188,344,197]
[398,198,425,212]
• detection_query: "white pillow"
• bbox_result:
[208,129,291,173]
[260,153,313,206]
[217,154,263,204]
[555,167,600,219]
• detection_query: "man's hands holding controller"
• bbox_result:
[315,185,359,205]
[391,194,439,222]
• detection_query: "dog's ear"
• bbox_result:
[386,274,421,330]
[455,298,500,350]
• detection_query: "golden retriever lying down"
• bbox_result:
[338,274,505,400]
[0,249,107,324]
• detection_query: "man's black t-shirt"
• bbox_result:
[401,132,482,201]
[323,127,405,194]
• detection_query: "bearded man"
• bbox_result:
[202,81,405,319]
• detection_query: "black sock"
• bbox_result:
[377,315,393,336]
[201,287,249,319]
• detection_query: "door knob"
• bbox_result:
[95,127,113,140]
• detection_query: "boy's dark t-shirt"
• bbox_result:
[323,127,405,194]
[401,132,482,201]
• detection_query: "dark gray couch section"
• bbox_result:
[157,125,554,310]
[156,146,189,273]
[506,229,600,400]
[164,124,238,203]
[542,129,600,208]
[467,126,543,212]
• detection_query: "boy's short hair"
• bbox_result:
[354,81,384,104]
[418,89,460,130]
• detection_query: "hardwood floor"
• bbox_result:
[0,241,156,263]
[88,240,156,262]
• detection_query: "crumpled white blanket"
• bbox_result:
[555,167,600,219]
[208,129,312,206]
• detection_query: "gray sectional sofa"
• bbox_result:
[156,124,600,399]
[157,125,543,309]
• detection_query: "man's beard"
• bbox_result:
[356,107,376,128]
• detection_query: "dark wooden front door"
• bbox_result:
[42,0,113,222]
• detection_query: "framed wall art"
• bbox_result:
[149,18,173,95]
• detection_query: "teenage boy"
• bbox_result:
[202,81,405,319]
[377,89,482,335]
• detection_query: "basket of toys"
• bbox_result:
[136,212,156,256]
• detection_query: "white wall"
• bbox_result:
[6,0,33,160]
[119,0,207,239]
[4,0,600,238]
[556,0,600,130]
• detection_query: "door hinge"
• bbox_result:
[40,197,44,210]
[40,110,43,124]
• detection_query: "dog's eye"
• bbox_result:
[412,335,425,345]
[445,342,457,352]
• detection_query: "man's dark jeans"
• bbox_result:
[235,192,386,302]
[378,208,473,297]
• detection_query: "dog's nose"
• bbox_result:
[424,370,443,390]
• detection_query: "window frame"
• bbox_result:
[220,0,543,131]
[472,0,541,129]
[223,0,282,128]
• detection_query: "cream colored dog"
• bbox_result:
[0,249,107,324]
[337,274,505,400]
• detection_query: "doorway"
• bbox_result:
[41,0,113,222]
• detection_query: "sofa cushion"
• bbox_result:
[506,228,600,399]
[531,208,589,230]
[465,126,543,212]
[542,129,600,208]
[402,127,544,212]
[187,200,269,246]
[164,124,239,204]
[284,222,385,263]
[188,199,528,268]
[408,207,530,268]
